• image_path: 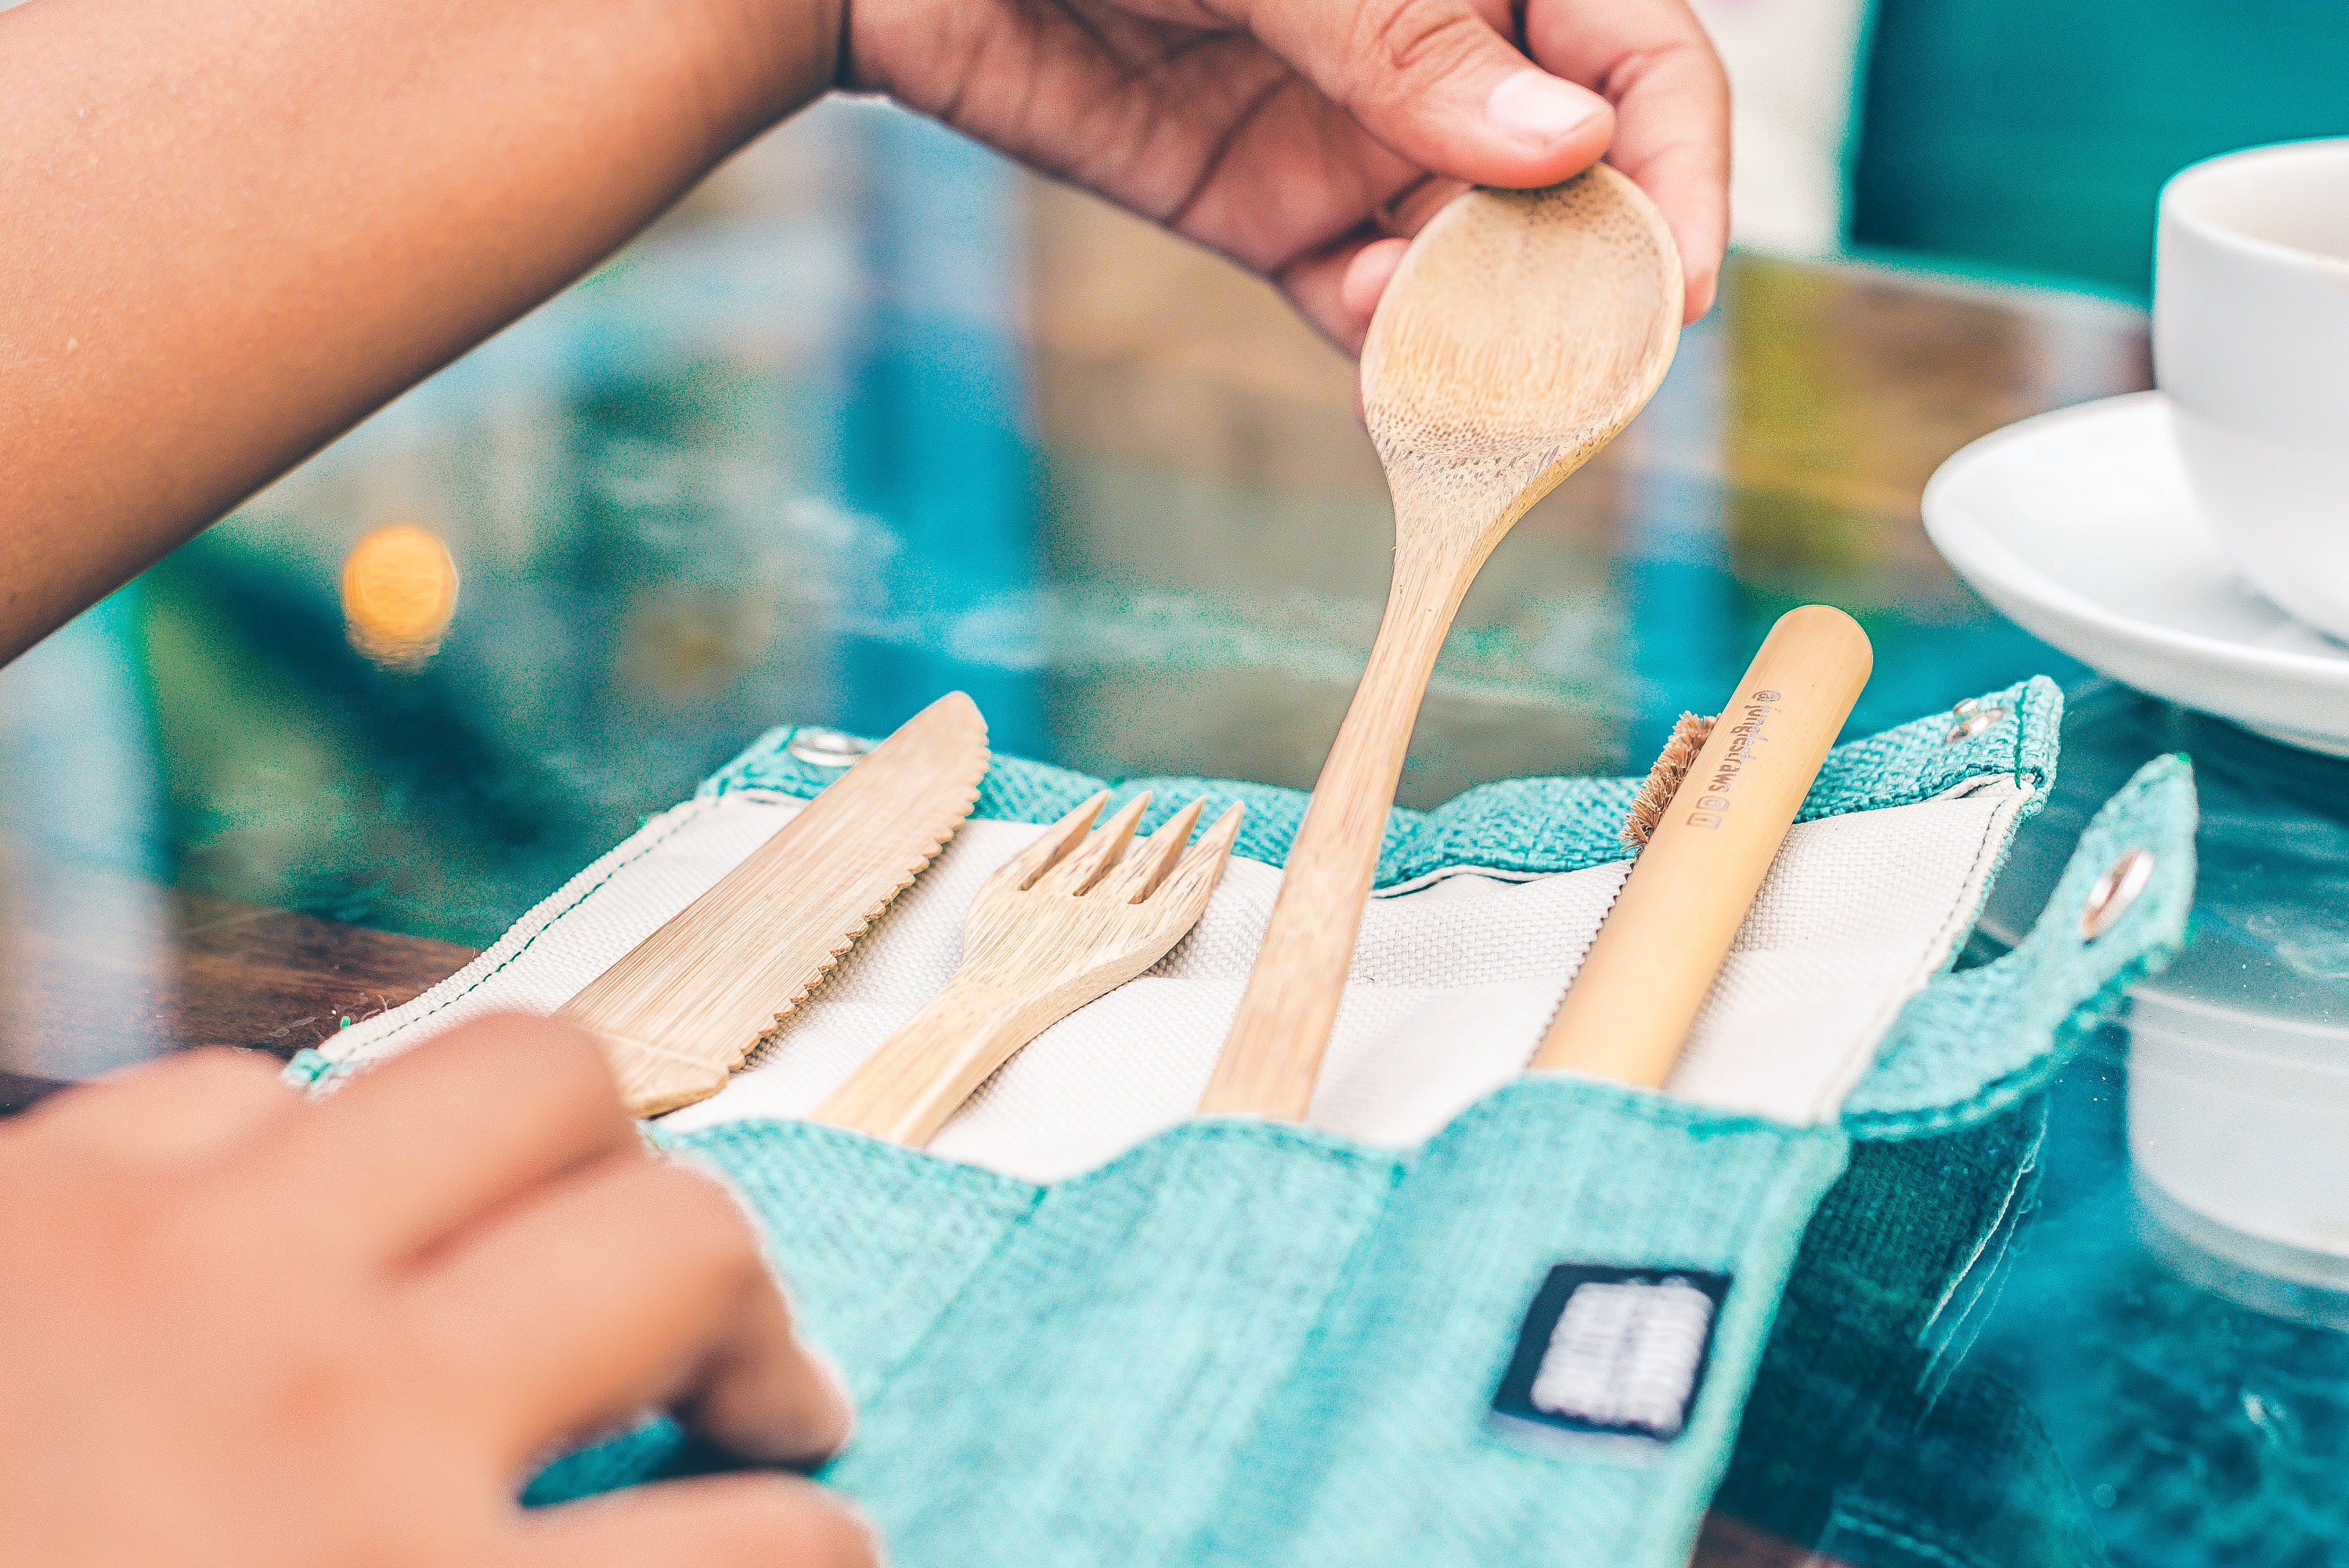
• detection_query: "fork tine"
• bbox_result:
[1037,791,1152,895]
[1101,797,1208,903]
[1002,790,1111,892]
[1155,802,1244,909]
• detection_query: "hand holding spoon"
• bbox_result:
[1199,167,1683,1120]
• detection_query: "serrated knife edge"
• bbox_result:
[562,692,990,1116]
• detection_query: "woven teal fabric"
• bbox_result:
[813,1084,1839,1568]
[1715,755,2197,1568]
[536,1083,1846,1568]
[522,691,2196,1568]
[703,677,2063,892]
[1846,753,2195,1137]
[1717,1098,2111,1568]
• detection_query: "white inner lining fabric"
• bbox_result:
[328,775,2031,1182]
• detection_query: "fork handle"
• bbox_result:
[811,975,1042,1146]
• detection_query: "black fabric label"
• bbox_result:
[1488,1263,1731,1457]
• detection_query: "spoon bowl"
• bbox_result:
[1364,168,1683,561]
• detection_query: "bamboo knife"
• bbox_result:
[563,692,990,1116]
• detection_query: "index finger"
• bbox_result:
[1525,0,1730,320]
[222,1013,643,1267]
[409,1155,853,1473]
[22,1047,295,1167]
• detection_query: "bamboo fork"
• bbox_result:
[1534,605,1874,1085]
[1199,168,1683,1120]
[816,791,1244,1146]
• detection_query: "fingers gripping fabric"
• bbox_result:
[539,1084,1849,1568]
[522,752,2191,1568]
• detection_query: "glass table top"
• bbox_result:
[0,101,2116,955]
[2,98,2341,1566]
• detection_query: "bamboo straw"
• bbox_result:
[1532,606,1873,1085]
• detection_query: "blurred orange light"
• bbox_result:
[341,522,459,669]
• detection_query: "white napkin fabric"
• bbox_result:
[326,772,2031,1182]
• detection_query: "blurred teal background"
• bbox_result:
[2,98,2136,952]
[1851,0,2349,294]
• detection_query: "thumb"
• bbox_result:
[1249,0,1615,188]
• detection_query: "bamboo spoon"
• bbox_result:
[1198,167,1683,1120]
[817,791,1245,1146]
[1534,605,1873,1085]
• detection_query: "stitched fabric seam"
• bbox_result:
[319,799,716,1067]
[337,683,2115,1141]
[1818,781,2030,1124]
[677,1068,1953,1188]
[1846,933,2173,1141]
[1847,758,2188,1137]
[1914,1131,2039,1350]
[843,1162,1045,1407]
[1640,1130,1853,1566]
[1191,1152,1416,1563]
[1831,1494,1997,1568]
[701,684,2054,887]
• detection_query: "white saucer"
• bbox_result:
[1924,391,2349,757]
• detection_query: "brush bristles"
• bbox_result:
[1622,712,1716,849]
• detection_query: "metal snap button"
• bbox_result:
[1952,697,1983,718]
[1946,705,2009,743]
[2080,848,2155,939]
[787,728,871,769]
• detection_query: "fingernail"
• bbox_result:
[1486,69,1597,145]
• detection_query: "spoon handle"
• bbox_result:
[1198,560,1463,1119]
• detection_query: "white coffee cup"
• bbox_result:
[2156,139,2349,641]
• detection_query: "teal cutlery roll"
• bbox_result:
[640,1076,1846,1566]
[309,677,2196,1566]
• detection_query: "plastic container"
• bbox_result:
[1979,681,2349,1323]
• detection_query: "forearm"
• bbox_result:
[0,0,839,662]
